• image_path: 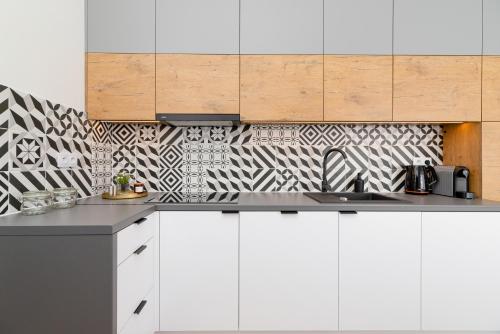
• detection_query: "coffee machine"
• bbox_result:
[432,166,474,199]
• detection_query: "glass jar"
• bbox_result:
[52,187,77,209]
[21,191,53,216]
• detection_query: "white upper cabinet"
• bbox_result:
[156,0,239,54]
[324,0,393,55]
[240,0,323,54]
[422,212,500,330]
[239,211,339,330]
[484,0,500,55]
[394,0,482,55]
[159,211,238,331]
[339,212,421,330]
[87,0,155,53]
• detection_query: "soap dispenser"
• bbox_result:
[354,173,365,193]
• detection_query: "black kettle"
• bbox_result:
[404,162,438,195]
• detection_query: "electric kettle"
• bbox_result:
[404,162,438,195]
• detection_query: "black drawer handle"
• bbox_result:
[281,211,298,214]
[339,210,358,215]
[134,245,147,255]
[134,217,147,225]
[222,210,239,214]
[134,300,147,315]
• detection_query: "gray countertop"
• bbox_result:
[2,192,500,236]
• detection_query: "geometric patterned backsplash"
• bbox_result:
[109,123,443,194]
[0,83,443,216]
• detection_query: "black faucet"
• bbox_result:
[322,148,347,192]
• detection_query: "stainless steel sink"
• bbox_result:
[304,192,405,203]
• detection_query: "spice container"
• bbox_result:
[52,187,77,209]
[21,191,53,216]
[133,182,145,193]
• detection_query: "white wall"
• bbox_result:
[0,0,85,110]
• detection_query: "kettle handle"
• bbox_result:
[426,165,439,186]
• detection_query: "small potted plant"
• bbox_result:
[115,172,134,192]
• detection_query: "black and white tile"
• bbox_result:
[253,125,299,146]
[9,171,46,212]
[299,125,345,146]
[0,172,8,214]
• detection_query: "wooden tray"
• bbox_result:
[102,190,148,200]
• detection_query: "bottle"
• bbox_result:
[354,173,365,193]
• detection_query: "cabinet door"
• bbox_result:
[159,211,238,331]
[482,57,500,121]
[156,54,239,115]
[339,212,421,330]
[87,0,155,53]
[240,0,323,54]
[394,0,482,55]
[86,53,155,121]
[422,212,500,330]
[324,0,393,55]
[240,55,323,122]
[482,123,500,200]
[156,0,239,54]
[324,55,392,122]
[240,211,338,330]
[393,56,481,122]
[483,0,500,55]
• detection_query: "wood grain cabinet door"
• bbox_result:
[156,54,239,115]
[394,0,482,55]
[324,56,392,122]
[240,55,323,122]
[87,53,155,121]
[482,122,500,201]
[324,0,393,55]
[393,56,481,122]
[482,57,500,121]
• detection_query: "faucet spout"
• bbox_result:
[322,148,348,193]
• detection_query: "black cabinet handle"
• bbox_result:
[281,210,298,214]
[134,300,147,315]
[222,210,239,214]
[339,210,358,215]
[134,245,147,255]
[134,217,147,225]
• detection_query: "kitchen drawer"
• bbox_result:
[117,214,155,265]
[120,288,156,334]
[117,237,154,332]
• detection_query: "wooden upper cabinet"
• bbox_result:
[156,54,239,115]
[87,0,155,53]
[324,0,393,55]
[87,54,156,121]
[483,57,500,121]
[484,0,500,55]
[324,56,392,122]
[240,55,323,122]
[240,0,323,54]
[483,122,500,201]
[393,56,481,122]
[156,0,239,54]
[394,0,482,55]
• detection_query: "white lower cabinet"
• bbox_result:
[159,211,238,331]
[116,212,159,334]
[339,212,421,330]
[239,211,339,330]
[422,212,500,330]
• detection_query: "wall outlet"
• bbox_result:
[413,157,432,166]
[57,152,77,168]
